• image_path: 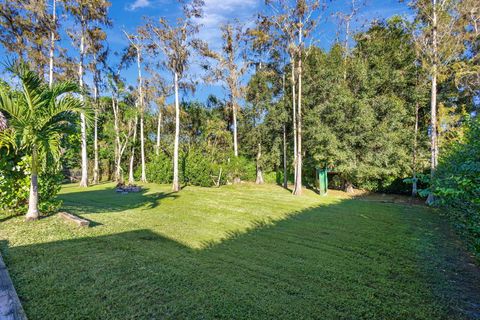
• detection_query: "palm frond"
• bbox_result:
[38,93,87,131]
[60,95,94,126]
[1,60,84,168]
[7,61,47,114]
[0,127,17,152]
[0,85,31,126]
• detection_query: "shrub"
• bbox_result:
[0,153,62,215]
[433,117,480,257]
[263,171,279,184]
[225,156,256,182]
[181,149,216,187]
[0,153,29,212]
[144,153,172,184]
[145,152,257,187]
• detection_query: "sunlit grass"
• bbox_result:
[0,183,479,319]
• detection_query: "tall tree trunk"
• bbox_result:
[136,49,147,183]
[156,108,162,156]
[412,101,419,197]
[48,0,56,88]
[343,18,350,81]
[172,72,180,192]
[232,97,241,184]
[93,82,99,184]
[140,113,146,182]
[112,96,121,183]
[129,115,138,184]
[283,124,288,189]
[291,56,297,183]
[79,18,88,187]
[232,100,238,157]
[293,37,303,196]
[427,0,438,205]
[256,143,264,184]
[26,148,39,221]
[282,73,288,189]
[116,141,128,184]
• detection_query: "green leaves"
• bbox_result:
[0,60,83,167]
[302,19,422,191]
[433,116,480,257]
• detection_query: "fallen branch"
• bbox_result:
[58,212,90,227]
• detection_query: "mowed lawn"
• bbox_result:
[1,183,479,319]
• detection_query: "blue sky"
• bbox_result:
[112,0,412,104]
[0,0,412,106]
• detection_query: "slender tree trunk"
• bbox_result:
[256,143,264,184]
[136,49,147,183]
[172,72,180,192]
[412,101,419,197]
[140,113,146,182]
[80,116,88,186]
[79,18,88,187]
[343,19,350,81]
[112,96,121,183]
[282,73,288,189]
[232,97,241,184]
[293,37,303,196]
[427,0,438,205]
[48,0,56,88]
[26,148,39,221]
[232,100,238,157]
[93,83,99,184]
[116,142,128,184]
[129,115,138,184]
[291,57,297,183]
[283,124,288,189]
[155,108,162,156]
[115,122,133,185]
[426,69,438,205]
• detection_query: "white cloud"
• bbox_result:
[195,0,259,49]
[126,0,152,11]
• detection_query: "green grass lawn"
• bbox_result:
[1,183,479,319]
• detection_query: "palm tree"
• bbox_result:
[0,62,84,221]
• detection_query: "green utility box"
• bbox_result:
[316,167,328,196]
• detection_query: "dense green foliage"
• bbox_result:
[0,153,63,214]
[301,19,429,192]
[0,64,82,216]
[433,117,480,256]
[145,150,256,187]
[48,16,472,198]
[1,183,479,319]
[0,1,478,318]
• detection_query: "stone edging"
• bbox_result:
[0,253,27,320]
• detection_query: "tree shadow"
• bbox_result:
[0,212,23,223]
[2,199,479,319]
[58,186,179,215]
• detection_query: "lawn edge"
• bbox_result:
[0,252,27,320]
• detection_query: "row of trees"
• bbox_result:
[0,0,478,203]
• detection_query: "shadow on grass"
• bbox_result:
[0,213,23,223]
[2,199,480,320]
[58,186,179,215]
